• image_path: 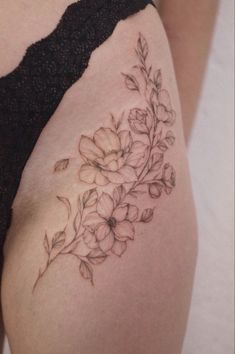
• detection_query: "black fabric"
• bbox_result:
[0,0,153,268]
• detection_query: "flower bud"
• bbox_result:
[148,182,163,199]
[128,108,150,134]
[163,163,176,189]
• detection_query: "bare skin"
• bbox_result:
[159,0,219,141]
[0,1,217,353]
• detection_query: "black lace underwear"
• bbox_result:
[0,0,153,269]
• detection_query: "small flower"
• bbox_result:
[83,193,135,256]
[79,128,138,186]
[128,108,152,134]
[156,105,176,125]
[151,89,176,126]
[140,208,154,223]
[162,163,176,194]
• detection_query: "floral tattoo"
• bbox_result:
[33,33,176,291]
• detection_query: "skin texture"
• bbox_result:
[159,0,219,142]
[0,1,216,353]
[1,6,198,354]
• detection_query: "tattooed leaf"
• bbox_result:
[153,69,162,89]
[122,73,139,91]
[110,114,117,131]
[87,249,107,265]
[164,186,173,195]
[140,66,148,84]
[154,129,163,144]
[113,185,126,207]
[83,188,98,208]
[162,163,176,190]
[148,65,152,77]
[157,140,168,152]
[128,190,145,199]
[165,111,176,127]
[118,130,133,152]
[140,208,154,223]
[43,232,50,254]
[165,131,175,146]
[149,152,164,171]
[110,113,123,131]
[137,33,148,60]
[127,141,149,167]
[79,261,93,285]
[73,211,81,234]
[52,231,66,249]
[117,112,124,130]
[77,195,82,211]
[54,158,69,173]
[56,196,71,219]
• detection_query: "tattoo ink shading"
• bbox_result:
[33,33,176,291]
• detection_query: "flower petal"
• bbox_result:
[105,159,119,171]
[80,165,109,186]
[96,157,105,165]
[103,152,119,165]
[79,164,98,184]
[99,232,115,252]
[117,157,125,169]
[83,229,98,249]
[118,165,137,182]
[73,239,91,257]
[97,192,114,219]
[79,135,103,161]
[156,105,168,122]
[165,110,176,126]
[112,205,128,222]
[127,205,139,222]
[95,171,109,186]
[118,130,133,151]
[101,170,125,184]
[114,220,135,241]
[112,240,127,257]
[83,212,104,229]
[94,128,120,154]
[103,165,137,184]
[96,223,111,241]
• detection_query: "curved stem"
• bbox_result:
[32,258,50,292]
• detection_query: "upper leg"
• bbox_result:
[1,5,197,354]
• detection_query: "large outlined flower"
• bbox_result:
[83,192,136,256]
[79,128,139,186]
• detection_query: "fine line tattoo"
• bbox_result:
[33,33,176,292]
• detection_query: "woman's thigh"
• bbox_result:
[1,4,198,354]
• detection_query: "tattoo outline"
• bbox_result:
[33,33,176,291]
